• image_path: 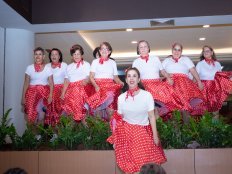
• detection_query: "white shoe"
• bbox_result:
[50,134,58,142]
[35,134,42,141]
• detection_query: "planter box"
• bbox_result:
[163,149,195,174]
[39,151,116,174]
[0,149,232,174]
[195,148,232,174]
[0,151,39,174]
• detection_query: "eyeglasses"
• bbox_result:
[100,48,110,51]
[173,48,182,52]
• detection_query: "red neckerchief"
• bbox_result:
[99,57,109,64]
[172,56,180,63]
[75,58,84,68]
[125,87,140,100]
[34,63,43,72]
[140,55,149,63]
[51,62,61,68]
[205,58,215,66]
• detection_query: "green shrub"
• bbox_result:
[157,110,192,149]
[37,124,58,149]
[1,109,232,151]
[56,116,84,150]
[157,111,232,149]
[82,116,113,150]
[193,112,232,148]
[0,109,17,149]
[13,124,41,150]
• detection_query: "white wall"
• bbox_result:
[0,27,4,116]
[5,29,34,135]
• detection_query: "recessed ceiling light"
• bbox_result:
[131,41,138,44]
[199,38,206,41]
[203,25,210,28]
[126,28,133,32]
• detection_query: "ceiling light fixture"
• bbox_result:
[199,38,206,41]
[126,28,133,32]
[131,41,138,44]
[203,25,210,28]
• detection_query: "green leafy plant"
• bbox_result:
[2,108,232,151]
[37,124,58,150]
[83,116,113,150]
[0,109,17,149]
[157,111,232,149]
[157,110,192,149]
[56,116,83,150]
[13,124,41,150]
[192,112,232,148]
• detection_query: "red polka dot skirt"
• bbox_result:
[45,84,63,126]
[107,113,167,173]
[201,71,232,112]
[142,79,183,116]
[84,83,95,97]
[215,71,232,93]
[86,79,122,110]
[62,80,88,121]
[25,85,50,123]
[171,74,206,115]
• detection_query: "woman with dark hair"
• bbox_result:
[162,43,205,117]
[93,47,101,59]
[4,168,27,174]
[107,67,166,174]
[196,45,232,118]
[45,48,67,125]
[61,44,90,121]
[140,163,166,174]
[21,47,53,125]
[87,42,123,120]
[133,40,181,119]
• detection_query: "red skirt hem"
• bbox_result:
[107,112,166,173]
[62,81,87,121]
[86,79,122,110]
[25,85,50,123]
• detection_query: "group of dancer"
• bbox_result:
[21,40,232,174]
[21,42,123,126]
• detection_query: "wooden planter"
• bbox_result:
[0,151,39,174]
[1,149,232,174]
[195,148,232,174]
[39,151,116,174]
[163,149,195,174]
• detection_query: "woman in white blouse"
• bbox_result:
[107,67,166,174]
[45,48,67,125]
[87,42,124,120]
[60,44,90,121]
[162,43,205,117]
[132,40,182,119]
[196,45,232,118]
[21,47,53,125]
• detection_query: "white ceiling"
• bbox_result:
[35,25,232,68]
[1,0,232,69]
[79,26,232,56]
